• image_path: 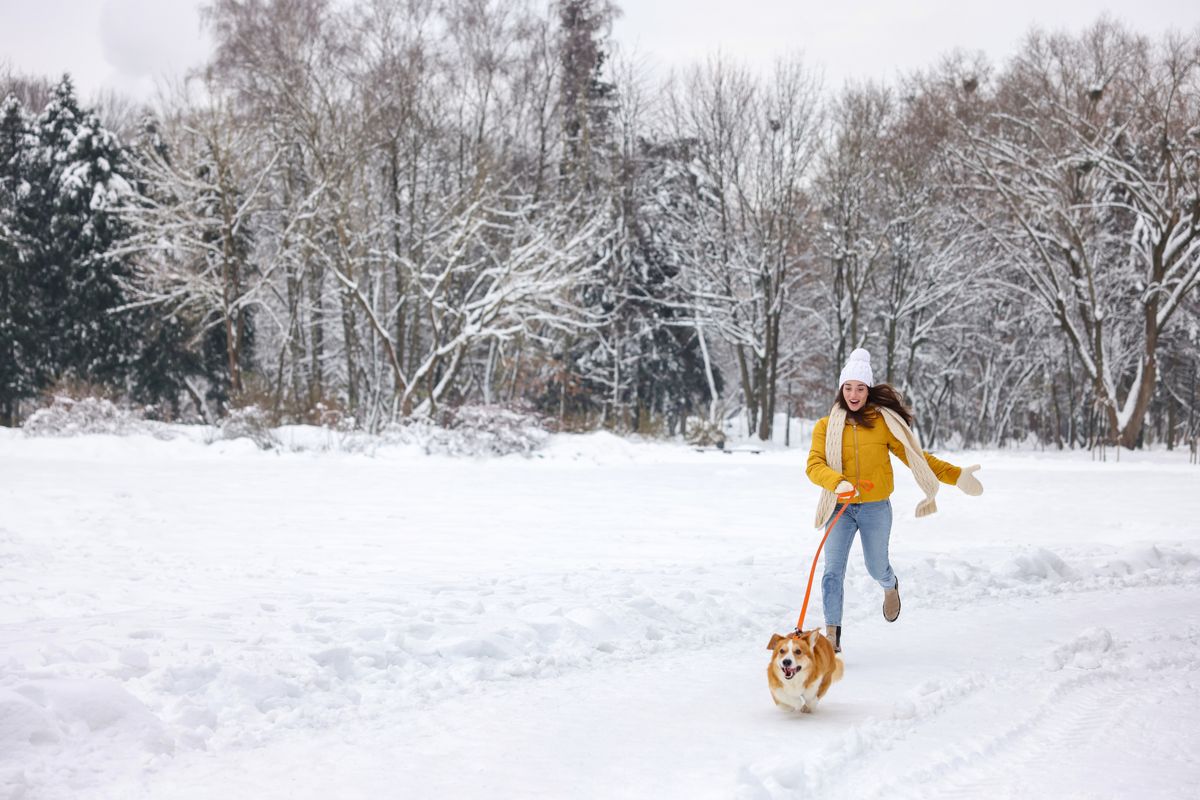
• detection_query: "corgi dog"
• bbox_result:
[766,629,844,713]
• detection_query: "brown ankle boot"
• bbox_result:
[883,579,901,622]
[825,625,841,653]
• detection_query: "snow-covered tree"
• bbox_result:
[0,94,35,424]
[662,55,821,440]
[951,21,1200,448]
[0,76,183,419]
[119,95,274,415]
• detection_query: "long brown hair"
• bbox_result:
[833,382,914,428]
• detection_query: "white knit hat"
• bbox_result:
[838,348,874,387]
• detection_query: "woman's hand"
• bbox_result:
[834,480,859,497]
[956,464,983,496]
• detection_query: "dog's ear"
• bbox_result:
[815,632,836,663]
[767,633,784,650]
[809,634,830,669]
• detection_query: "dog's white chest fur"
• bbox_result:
[770,670,822,713]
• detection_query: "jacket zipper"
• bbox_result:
[852,423,861,501]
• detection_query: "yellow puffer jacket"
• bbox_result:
[806,406,962,504]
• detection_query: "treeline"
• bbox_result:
[1,2,1197,450]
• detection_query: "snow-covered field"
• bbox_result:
[2,427,1199,799]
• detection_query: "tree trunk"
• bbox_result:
[735,343,756,436]
[309,261,325,405]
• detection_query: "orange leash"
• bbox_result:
[794,480,875,633]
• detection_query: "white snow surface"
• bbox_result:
[2,427,1199,799]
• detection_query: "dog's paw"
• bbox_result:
[800,704,813,714]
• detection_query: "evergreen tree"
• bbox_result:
[29,76,141,387]
[0,75,206,423]
[578,138,723,432]
[625,141,724,432]
[0,94,36,424]
[557,0,619,189]
[543,0,622,425]
[547,5,718,432]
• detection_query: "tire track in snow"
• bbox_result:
[884,654,1200,800]
[864,669,1145,800]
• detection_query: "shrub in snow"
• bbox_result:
[307,401,354,432]
[397,405,550,457]
[22,396,150,437]
[686,418,726,449]
[218,406,279,450]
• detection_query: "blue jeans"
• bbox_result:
[821,499,897,627]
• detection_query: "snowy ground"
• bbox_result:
[2,426,1199,799]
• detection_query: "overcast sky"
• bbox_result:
[1,0,1197,105]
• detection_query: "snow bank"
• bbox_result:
[0,679,172,798]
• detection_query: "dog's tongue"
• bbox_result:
[783,666,797,679]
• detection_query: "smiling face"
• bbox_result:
[842,380,869,412]
[768,634,812,681]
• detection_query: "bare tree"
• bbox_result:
[662,54,821,440]
[120,85,285,406]
[951,20,1200,447]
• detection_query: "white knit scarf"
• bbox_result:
[813,404,940,528]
